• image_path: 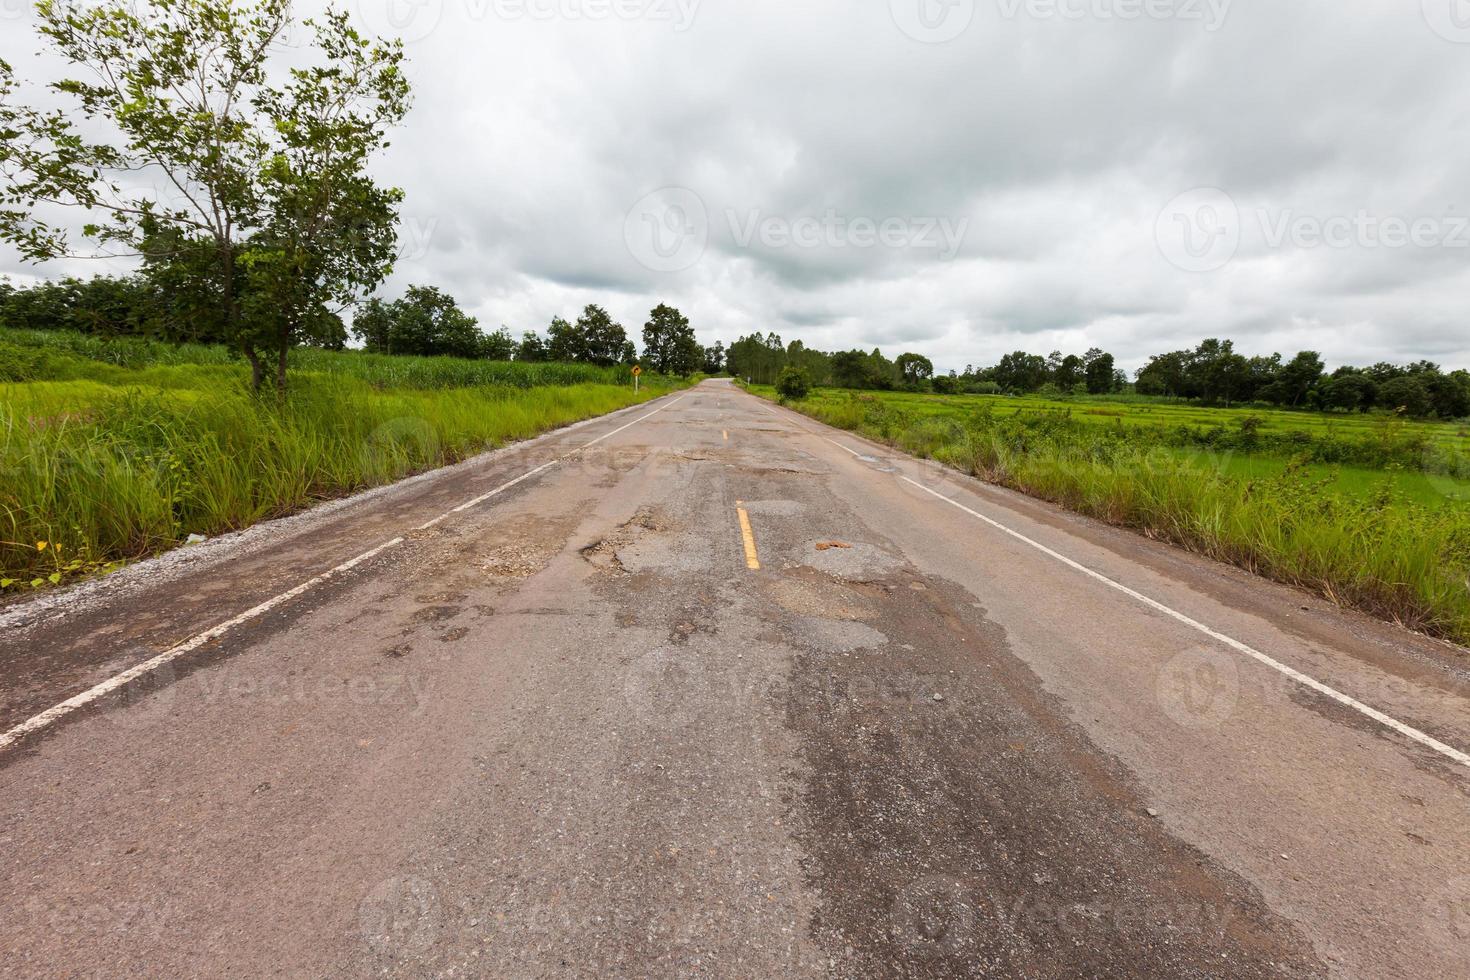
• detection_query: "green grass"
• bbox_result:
[1,328,687,590]
[840,388,1470,451]
[755,385,1470,647]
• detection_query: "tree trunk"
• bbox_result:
[243,341,265,393]
[275,342,289,395]
[221,240,258,393]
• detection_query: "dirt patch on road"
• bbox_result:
[780,564,1325,978]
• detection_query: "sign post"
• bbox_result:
[632,364,642,394]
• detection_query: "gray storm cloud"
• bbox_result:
[2,0,1468,372]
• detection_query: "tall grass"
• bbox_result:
[764,389,1470,646]
[1,331,685,588]
[0,327,634,389]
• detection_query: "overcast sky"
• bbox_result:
[3,0,1470,374]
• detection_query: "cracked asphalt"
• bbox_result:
[1,379,1467,977]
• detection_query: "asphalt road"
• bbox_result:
[1,379,1467,978]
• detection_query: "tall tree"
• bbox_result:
[546,316,585,363]
[481,327,516,361]
[994,351,1048,393]
[0,0,410,391]
[702,340,726,374]
[1053,353,1085,391]
[576,304,626,366]
[895,352,934,388]
[350,285,482,358]
[642,303,700,375]
[1083,350,1116,394]
[516,330,547,362]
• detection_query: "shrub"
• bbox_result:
[776,365,811,400]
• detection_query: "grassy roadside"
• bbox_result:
[752,385,1470,647]
[1,329,688,590]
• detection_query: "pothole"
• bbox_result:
[580,507,667,575]
[479,543,550,578]
[788,616,888,654]
[800,541,905,582]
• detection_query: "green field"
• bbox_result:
[1,328,686,590]
[753,385,1470,646]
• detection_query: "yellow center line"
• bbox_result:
[723,430,729,441]
[735,500,760,570]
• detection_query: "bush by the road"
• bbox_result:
[776,366,812,401]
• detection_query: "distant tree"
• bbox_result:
[1263,351,1324,407]
[895,352,935,388]
[994,351,1048,393]
[1084,350,1116,394]
[350,286,482,358]
[642,303,700,375]
[1319,373,1371,413]
[576,304,626,366]
[829,348,896,389]
[1426,370,1470,419]
[1135,350,1189,397]
[1377,376,1432,418]
[545,316,584,363]
[481,327,516,361]
[932,372,960,395]
[0,274,161,337]
[349,298,392,352]
[703,340,726,374]
[515,331,547,362]
[1053,353,1084,391]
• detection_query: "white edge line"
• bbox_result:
[900,476,1470,770]
[0,536,404,751]
[1,393,687,751]
[756,390,1469,769]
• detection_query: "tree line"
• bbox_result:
[7,270,1469,416]
[1133,338,1470,418]
[0,274,713,377]
[721,331,1470,419]
[353,291,708,375]
[724,333,1118,397]
[724,334,940,391]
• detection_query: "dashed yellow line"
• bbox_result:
[735,501,760,570]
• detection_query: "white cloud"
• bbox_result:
[3,0,1469,374]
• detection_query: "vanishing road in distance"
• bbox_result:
[2,379,1466,977]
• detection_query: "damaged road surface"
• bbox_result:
[1,379,1467,978]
